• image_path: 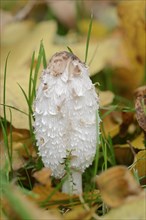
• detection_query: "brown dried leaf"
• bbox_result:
[32,185,73,209]
[102,111,121,137]
[0,125,36,171]
[119,112,134,137]
[96,166,143,208]
[31,168,74,209]
[114,145,135,166]
[33,168,52,187]
[64,205,98,220]
[1,184,62,220]
[135,86,146,132]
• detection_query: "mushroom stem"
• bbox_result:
[62,170,82,195]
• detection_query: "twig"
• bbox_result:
[127,140,136,158]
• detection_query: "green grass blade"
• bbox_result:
[67,46,73,54]
[0,119,12,176]
[32,43,44,99]
[84,14,93,63]
[41,175,68,206]
[24,167,32,190]
[0,104,28,116]
[18,84,33,115]
[101,105,118,119]
[107,135,116,166]
[28,51,35,134]
[3,52,10,129]
[9,108,13,167]
[28,51,35,105]
[92,110,100,189]
[41,42,47,68]
[18,83,34,135]
[103,137,107,170]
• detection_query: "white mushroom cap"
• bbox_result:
[33,51,100,179]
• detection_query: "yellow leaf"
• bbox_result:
[1,20,34,45]
[99,90,115,107]
[133,150,146,185]
[116,1,146,93]
[0,20,124,129]
[101,196,146,220]
[78,19,109,39]
[131,133,145,150]
[102,111,120,137]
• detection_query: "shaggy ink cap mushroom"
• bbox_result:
[34,51,100,194]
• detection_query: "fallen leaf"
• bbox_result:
[1,184,62,220]
[114,145,135,166]
[32,184,75,209]
[119,112,134,137]
[113,132,145,167]
[101,111,121,137]
[113,130,145,166]
[1,20,34,45]
[99,90,115,107]
[131,133,145,150]
[135,86,146,132]
[133,150,146,185]
[116,1,146,94]
[78,19,109,39]
[101,195,146,220]
[0,20,125,129]
[96,166,144,208]
[31,168,74,209]
[33,167,52,187]
[0,124,36,171]
[64,205,97,220]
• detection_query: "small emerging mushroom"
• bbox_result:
[33,51,100,194]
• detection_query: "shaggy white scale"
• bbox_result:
[34,51,100,194]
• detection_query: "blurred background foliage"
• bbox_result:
[1,0,145,129]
